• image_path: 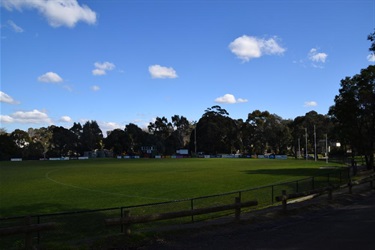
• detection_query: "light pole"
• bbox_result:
[194,121,197,156]
[305,128,308,161]
[314,125,317,162]
[326,134,328,164]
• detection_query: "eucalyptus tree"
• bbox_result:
[195,106,238,154]
[290,111,332,158]
[124,123,146,155]
[329,65,375,169]
[245,110,291,155]
[28,127,52,159]
[104,129,129,156]
[81,120,103,152]
[0,132,18,160]
[49,126,76,157]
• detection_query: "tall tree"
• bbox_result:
[329,65,375,169]
[290,111,332,158]
[0,133,18,160]
[124,123,145,155]
[104,129,128,156]
[245,110,291,155]
[70,122,84,156]
[194,106,238,154]
[49,126,76,157]
[81,121,103,152]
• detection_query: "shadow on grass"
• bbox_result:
[0,203,121,250]
[0,203,79,218]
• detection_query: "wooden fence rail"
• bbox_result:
[0,216,56,249]
[106,197,258,234]
[275,174,375,212]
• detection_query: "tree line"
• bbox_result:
[1,32,374,169]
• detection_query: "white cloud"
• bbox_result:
[7,20,24,33]
[237,98,248,103]
[92,62,115,76]
[229,35,285,62]
[2,109,52,124]
[38,72,63,83]
[149,65,178,79]
[367,53,375,62]
[100,121,121,136]
[59,116,72,122]
[215,94,248,104]
[2,0,97,28]
[304,101,318,107]
[0,115,14,123]
[0,91,19,104]
[91,85,100,91]
[308,48,328,63]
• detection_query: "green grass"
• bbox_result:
[0,158,344,217]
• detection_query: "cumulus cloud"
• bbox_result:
[59,116,72,122]
[100,121,121,136]
[229,35,285,62]
[304,101,318,107]
[0,91,19,104]
[149,65,178,79]
[38,72,63,83]
[92,62,115,75]
[91,85,100,91]
[2,0,97,28]
[215,94,248,104]
[367,53,375,62]
[308,48,328,63]
[1,109,52,124]
[7,20,24,33]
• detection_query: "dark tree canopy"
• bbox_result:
[329,65,375,169]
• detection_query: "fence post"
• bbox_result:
[328,185,333,201]
[25,216,32,250]
[271,185,274,205]
[37,215,40,245]
[123,210,131,235]
[296,180,299,193]
[191,199,194,223]
[311,176,315,190]
[235,197,241,222]
[120,207,124,233]
[281,190,287,213]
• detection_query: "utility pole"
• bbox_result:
[305,128,308,161]
[326,134,328,164]
[194,123,197,156]
[314,125,317,162]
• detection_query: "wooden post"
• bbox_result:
[235,197,241,222]
[123,211,131,235]
[328,186,333,201]
[25,216,32,250]
[282,190,287,213]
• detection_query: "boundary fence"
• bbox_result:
[0,167,351,249]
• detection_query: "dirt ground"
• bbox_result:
[102,176,375,250]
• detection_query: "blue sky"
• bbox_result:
[1,0,374,135]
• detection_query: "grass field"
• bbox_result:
[0,158,344,218]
